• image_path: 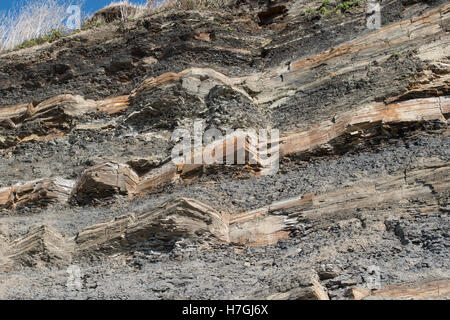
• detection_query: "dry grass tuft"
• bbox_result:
[0,0,84,52]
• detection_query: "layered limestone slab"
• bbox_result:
[75,197,229,253]
[7,225,73,268]
[30,94,97,118]
[352,279,450,300]
[0,94,128,122]
[229,214,290,246]
[135,162,180,194]
[279,96,449,158]
[71,162,139,204]
[136,130,270,194]
[0,178,75,209]
[95,95,130,114]
[229,159,450,245]
[0,94,129,149]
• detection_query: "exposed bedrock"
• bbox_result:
[74,197,230,254]
[0,0,449,300]
[0,178,75,209]
[1,95,447,208]
[0,198,229,271]
[71,162,139,205]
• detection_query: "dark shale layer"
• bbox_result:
[0,0,449,300]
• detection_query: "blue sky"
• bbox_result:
[0,0,148,16]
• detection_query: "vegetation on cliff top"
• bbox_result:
[0,0,232,53]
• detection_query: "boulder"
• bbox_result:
[72,162,139,204]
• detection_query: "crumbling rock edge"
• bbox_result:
[1,158,448,267]
[0,1,449,300]
[1,95,448,209]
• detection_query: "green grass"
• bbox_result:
[13,29,64,50]
[13,17,102,51]
[316,0,361,15]
[81,20,106,30]
[319,7,332,15]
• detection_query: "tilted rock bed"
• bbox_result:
[0,0,449,299]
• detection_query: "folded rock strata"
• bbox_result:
[3,2,446,149]
[279,96,450,158]
[229,159,450,245]
[0,94,129,149]
[0,198,229,269]
[3,156,447,265]
[6,225,73,268]
[74,197,229,253]
[71,162,139,204]
[0,0,449,300]
[261,5,449,99]
[126,68,263,130]
[0,95,448,208]
[60,95,450,202]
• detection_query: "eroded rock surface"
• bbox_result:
[0,0,449,300]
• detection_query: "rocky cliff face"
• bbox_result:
[0,0,449,299]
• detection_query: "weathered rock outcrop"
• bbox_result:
[250,269,329,300]
[353,279,450,300]
[0,178,75,209]
[126,68,263,130]
[2,94,447,209]
[0,197,229,269]
[230,159,450,245]
[7,225,73,268]
[279,97,450,159]
[75,197,229,253]
[0,94,130,150]
[71,162,139,204]
[0,0,449,300]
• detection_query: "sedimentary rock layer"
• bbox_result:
[230,159,450,245]
[0,178,75,209]
[2,155,447,271]
[71,162,139,204]
[0,0,449,300]
[7,225,73,268]
[1,95,448,209]
[75,197,230,253]
[352,279,450,300]
[0,94,128,149]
